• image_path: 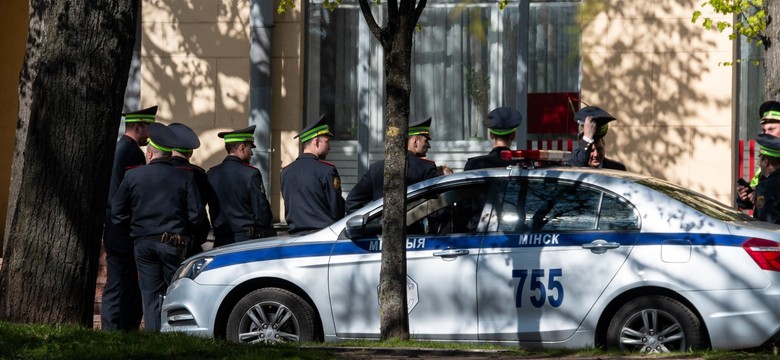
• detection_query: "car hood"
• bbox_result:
[190,226,339,258]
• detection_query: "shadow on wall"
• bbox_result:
[580,0,731,198]
[140,0,254,170]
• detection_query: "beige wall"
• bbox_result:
[581,0,734,203]
[0,0,28,251]
[271,0,304,222]
[141,0,303,222]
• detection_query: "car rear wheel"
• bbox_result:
[606,295,702,353]
[226,287,316,344]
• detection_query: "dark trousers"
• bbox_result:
[134,237,180,332]
[101,225,142,331]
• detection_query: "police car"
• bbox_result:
[161,151,780,352]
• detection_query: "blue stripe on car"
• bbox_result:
[204,232,750,271]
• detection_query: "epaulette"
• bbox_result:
[319,160,336,167]
[125,165,143,170]
[241,162,259,170]
[175,166,194,172]
[190,164,206,173]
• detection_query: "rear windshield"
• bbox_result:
[637,178,754,222]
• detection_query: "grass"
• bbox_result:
[1,321,779,359]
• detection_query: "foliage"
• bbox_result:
[0,322,329,360]
[2,322,780,359]
[692,0,767,50]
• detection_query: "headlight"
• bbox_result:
[172,256,214,281]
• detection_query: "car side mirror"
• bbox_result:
[345,214,367,239]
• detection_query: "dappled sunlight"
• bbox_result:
[580,0,732,200]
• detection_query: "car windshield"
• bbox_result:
[637,178,754,222]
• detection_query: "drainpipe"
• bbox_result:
[249,0,273,196]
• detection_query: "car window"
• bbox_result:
[364,182,494,236]
[497,178,639,232]
[638,178,755,222]
[598,192,640,230]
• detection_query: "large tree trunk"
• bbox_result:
[0,0,138,325]
[766,0,780,100]
[358,0,426,341]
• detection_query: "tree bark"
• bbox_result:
[358,0,426,341]
[0,0,138,325]
[766,0,780,100]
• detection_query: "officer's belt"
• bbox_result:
[138,232,189,246]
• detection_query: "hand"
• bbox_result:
[583,116,597,140]
[737,184,753,204]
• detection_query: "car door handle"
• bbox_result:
[582,239,620,254]
[433,249,470,257]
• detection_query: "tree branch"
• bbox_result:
[358,0,385,45]
[413,0,428,23]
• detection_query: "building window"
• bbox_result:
[305,0,581,145]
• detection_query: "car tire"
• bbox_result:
[606,295,702,353]
[226,287,316,344]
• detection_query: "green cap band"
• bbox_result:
[148,139,172,152]
[759,145,780,158]
[223,133,254,143]
[408,126,430,137]
[763,110,780,121]
[124,114,156,123]
[489,128,517,136]
[173,148,193,153]
[299,124,331,143]
[596,124,609,136]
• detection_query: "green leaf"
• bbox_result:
[692,10,702,23]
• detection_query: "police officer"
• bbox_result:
[738,100,780,209]
[110,123,206,332]
[570,106,626,171]
[345,117,438,214]
[752,133,780,224]
[281,115,345,234]
[464,107,523,170]
[207,125,274,246]
[169,123,212,256]
[101,105,156,331]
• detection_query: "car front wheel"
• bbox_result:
[226,287,316,344]
[606,295,702,353]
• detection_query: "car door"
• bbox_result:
[329,179,497,340]
[477,176,640,342]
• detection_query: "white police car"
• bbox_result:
[161,154,780,352]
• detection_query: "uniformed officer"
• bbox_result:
[752,133,780,224]
[345,116,438,214]
[464,107,523,170]
[570,106,626,171]
[281,115,345,234]
[110,123,206,332]
[207,125,274,246]
[738,100,780,209]
[101,105,156,332]
[169,123,212,256]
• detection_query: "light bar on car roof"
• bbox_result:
[499,150,571,162]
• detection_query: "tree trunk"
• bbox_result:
[354,0,425,341]
[0,0,138,325]
[766,0,780,100]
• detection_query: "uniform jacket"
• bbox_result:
[345,151,438,214]
[171,156,213,245]
[111,158,206,238]
[754,169,780,224]
[464,146,513,171]
[207,155,274,237]
[281,153,345,234]
[104,135,147,253]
